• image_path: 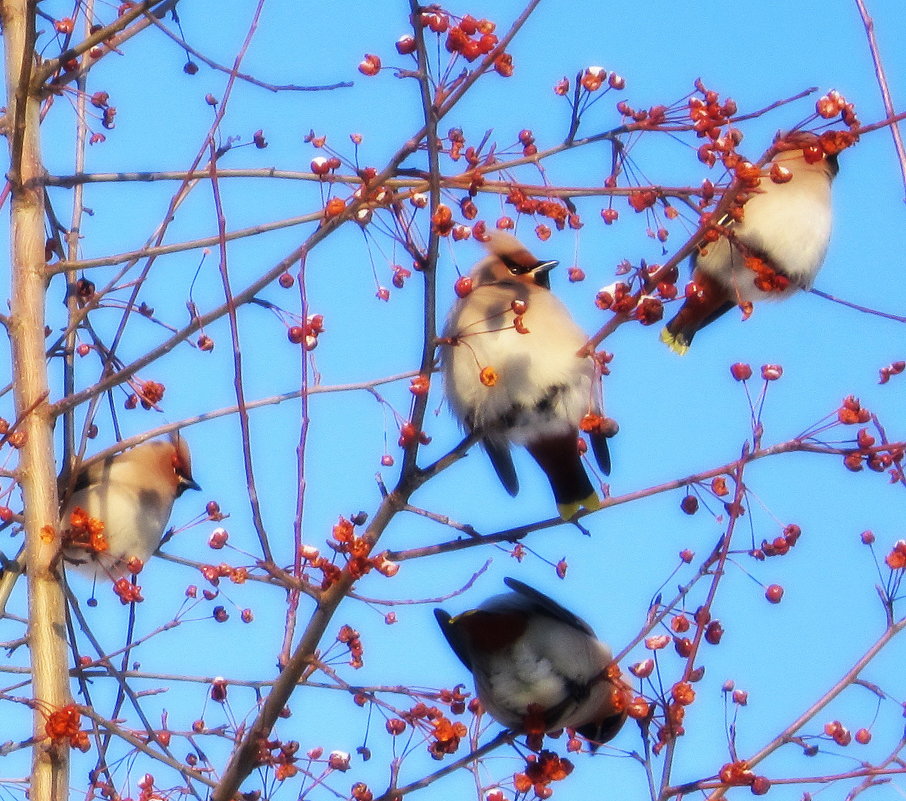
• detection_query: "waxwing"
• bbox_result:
[662,132,838,354]
[434,577,627,749]
[442,232,615,520]
[61,435,200,579]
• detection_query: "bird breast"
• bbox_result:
[62,481,175,576]
[471,617,612,730]
[443,284,594,441]
[696,169,833,303]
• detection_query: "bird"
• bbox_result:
[661,132,839,354]
[434,576,627,749]
[441,231,615,520]
[60,435,200,580]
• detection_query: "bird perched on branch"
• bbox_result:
[61,435,200,580]
[661,132,839,354]
[441,231,616,520]
[434,576,628,749]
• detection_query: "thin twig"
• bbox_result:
[852,0,906,197]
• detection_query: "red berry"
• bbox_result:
[671,614,690,633]
[278,272,294,288]
[385,718,406,735]
[730,362,752,381]
[358,54,381,76]
[629,658,654,678]
[761,364,783,381]
[460,14,478,35]
[855,728,871,744]
[765,584,784,604]
[750,776,771,795]
[705,620,724,644]
[454,276,473,298]
[395,35,417,55]
[680,495,699,515]
[674,636,693,657]
[288,326,305,344]
[657,281,678,300]
[208,528,228,549]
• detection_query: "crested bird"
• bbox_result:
[661,132,839,354]
[61,435,200,580]
[434,576,627,748]
[442,231,615,520]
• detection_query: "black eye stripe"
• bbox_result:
[501,254,535,275]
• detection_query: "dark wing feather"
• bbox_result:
[433,608,473,670]
[483,438,519,497]
[70,457,111,494]
[575,710,627,750]
[589,432,611,476]
[503,577,595,636]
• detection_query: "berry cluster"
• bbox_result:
[44,704,90,752]
[514,750,574,799]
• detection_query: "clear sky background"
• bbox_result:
[1,1,905,798]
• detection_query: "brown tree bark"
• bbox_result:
[2,1,72,797]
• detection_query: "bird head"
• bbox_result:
[169,433,201,496]
[773,130,841,178]
[473,231,558,289]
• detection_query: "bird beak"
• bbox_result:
[533,259,558,289]
[177,476,202,496]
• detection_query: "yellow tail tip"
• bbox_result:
[660,327,689,356]
[557,492,602,521]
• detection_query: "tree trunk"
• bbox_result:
[3,0,72,797]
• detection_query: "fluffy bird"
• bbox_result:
[662,133,838,354]
[442,232,614,520]
[434,577,627,748]
[61,435,200,579]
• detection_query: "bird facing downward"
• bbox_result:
[434,577,628,749]
[61,435,200,580]
[661,132,839,354]
[442,231,615,520]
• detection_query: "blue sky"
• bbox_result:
[1,0,905,798]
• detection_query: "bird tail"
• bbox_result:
[661,267,736,355]
[659,325,691,356]
[575,709,628,751]
[557,491,601,521]
[526,436,602,521]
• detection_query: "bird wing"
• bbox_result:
[433,608,474,670]
[588,430,611,476]
[483,438,519,496]
[575,710,628,749]
[69,457,112,494]
[503,577,596,637]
